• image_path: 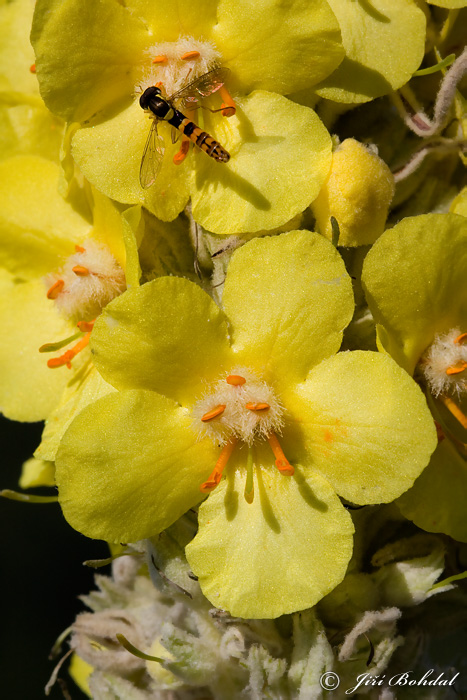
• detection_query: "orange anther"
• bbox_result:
[77,320,95,333]
[219,85,236,117]
[46,279,65,299]
[173,138,190,165]
[30,63,36,73]
[201,404,226,422]
[454,332,467,345]
[267,433,294,475]
[245,402,270,412]
[200,438,238,493]
[152,55,167,64]
[72,265,90,276]
[226,375,246,386]
[47,331,92,370]
[446,361,467,376]
[75,244,86,253]
[181,50,200,60]
[155,81,164,89]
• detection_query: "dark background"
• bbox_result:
[0,415,108,699]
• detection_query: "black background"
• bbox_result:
[0,415,108,699]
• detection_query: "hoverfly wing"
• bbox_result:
[139,119,164,189]
[171,125,181,145]
[171,67,230,107]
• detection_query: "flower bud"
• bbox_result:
[312,138,395,246]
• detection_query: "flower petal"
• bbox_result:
[397,441,467,543]
[0,0,38,94]
[122,0,218,39]
[213,0,344,94]
[31,0,149,121]
[283,351,437,504]
[71,101,191,222]
[222,230,354,386]
[91,278,233,406]
[315,0,426,103]
[0,279,74,421]
[191,91,332,234]
[19,458,55,489]
[361,213,467,374]
[55,389,217,542]
[35,365,115,463]
[186,449,354,619]
[0,156,90,279]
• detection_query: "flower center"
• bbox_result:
[420,328,467,429]
[192,368,294,493]
[138,36,236,165]
[41,241,126,369]
[142,36,222,97]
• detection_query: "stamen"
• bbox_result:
[454,333,467,345]
[30,64,36,73]
[201,404,226,422]
[173,138,190,165]
[75,244,86,253]
[39,331,82,353]
[47,331,92,370]
[155,81,164,89]
[181,50,200,60]
[219,85,236,117]
[267,433,294,475]
[200,438,238,493]
[439,395,467,430]
[244,447,254,503]
[77,320,95,333]
[226,374,246,386]
[72,265,90,276]
[245,402,270,412]
[446,361,467,376]
[46,279,65,299]
[152,55,167,64]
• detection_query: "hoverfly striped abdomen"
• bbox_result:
[138,67,231,188]
[178,117,230,163]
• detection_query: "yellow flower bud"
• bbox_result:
[312,138,395,246]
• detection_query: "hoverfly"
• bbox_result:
[139,67,231,189]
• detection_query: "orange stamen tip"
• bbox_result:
[155,81,164,88]
[181,50,200,60]
[199,438,238,493]
[200,476,221,493]
[446,361,467,376]
[226,375,246,386]
[47,332,91,370]
[72,265,90,276]
[75,244,86,253]
[201,404,226,422]
[77,320,95,333]
[46,279,65,299]
[245,402,270,412]
[152,55,167,64]
[30,63,36,73]
[173,139,190,165]
[221,103,236,117]
[267,433,294,475]
[454,332,467,345]
[276,459,294,476]
[219,85,236,118]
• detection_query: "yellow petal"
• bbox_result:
[186,449,354,619]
